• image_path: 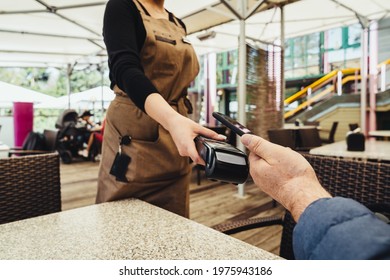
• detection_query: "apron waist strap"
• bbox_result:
[169,89,193,114]
[114,84,193,114]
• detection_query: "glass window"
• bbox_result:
[230,67,237,85]
[222,69,229,84]
[307,65,320,76]
[285,69,294,79]
[327,27,342,50]
[294,37,305,57]
[307,53,319,66]
[328,49,345,63]
[348,24,362,46]
[216,70,223,85]
[284,57,293,70]
[284,40,291,57]
[216,53,224,67]
[294,68,306,77]
[294,56,305,68]
[227,50,238,65]
[345,47,361,60]
[307,33,320,54]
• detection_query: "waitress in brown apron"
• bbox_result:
[97,0,225,217]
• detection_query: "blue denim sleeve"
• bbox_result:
[293,197,390,260]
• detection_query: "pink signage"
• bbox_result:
[13,102,33,147]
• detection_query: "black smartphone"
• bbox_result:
[212,112,252,136]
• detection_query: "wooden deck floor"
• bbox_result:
[60,159,285,256]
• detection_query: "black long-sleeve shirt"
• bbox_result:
[103,0,185,111]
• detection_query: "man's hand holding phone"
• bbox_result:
[212,112,252,136]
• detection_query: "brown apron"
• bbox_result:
[96,0,199,218]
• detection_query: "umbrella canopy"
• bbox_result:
[1,0,389,67]
[0,81,56,107]
[185,0,390,55]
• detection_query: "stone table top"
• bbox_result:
[0,199,281,260]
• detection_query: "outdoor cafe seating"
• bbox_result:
[268,127,323,151]
[7,129,59,157]
[319,121,339,144]
[267,129,296,149]
[0,153,61,225]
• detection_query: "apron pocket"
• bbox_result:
[155,35,176,45]
[109,98,159,142]
[123,126,189,183]
[106,99,189,184]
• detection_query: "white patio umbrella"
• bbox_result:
[36,85,114,110]
[0,81,56,108]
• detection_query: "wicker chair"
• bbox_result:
[212,154,390,259]
[0,153,61,225]
[320,121,339,144]
[8,129,59,157]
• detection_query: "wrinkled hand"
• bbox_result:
[241,134,331,221]
[166,114,226,165]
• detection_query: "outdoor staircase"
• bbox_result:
[284,58,390,122]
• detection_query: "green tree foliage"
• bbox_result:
[0,66,109,97]
[0,66,110,132]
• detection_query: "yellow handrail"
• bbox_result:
[284,74,361,119]
[284,70,337,105]
[284,68,360,105]
[378,58,390,68]
[283,58,390,119]
[284,87,333,119]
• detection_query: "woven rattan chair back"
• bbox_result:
[0,153,61,225]
[280,154,390,259]
[305,154,390,206]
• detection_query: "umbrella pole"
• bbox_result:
[220,0,248,197]
[281,4,286,126]
[236,1,247,198]
[66,64,72,110]
[99,64,104,115]
[360,27,368,135]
